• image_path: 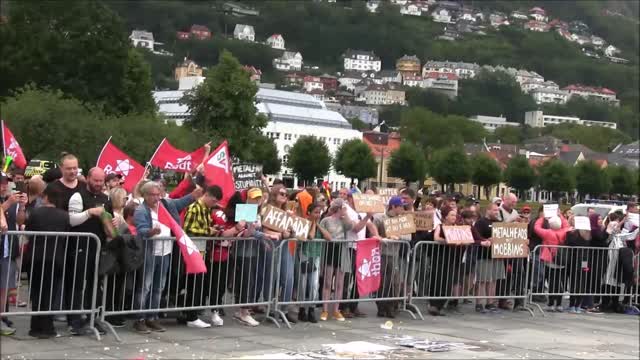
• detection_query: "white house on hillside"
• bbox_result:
[431,8,452,23]
[273,51,303,71]
[130,30,155,51]
[342,49,382,72]
[266,34,285,49]
[400,3,422,16]
[233,24,255,42]
[366,0,380,13]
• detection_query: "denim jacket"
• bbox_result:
[134,195,194,254]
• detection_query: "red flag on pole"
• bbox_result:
[157,202,207,274]
[203,140,235,206]
[148,138,206,173]
[355,238,382,297]
[96,138,145,192]
[1,120,27,169]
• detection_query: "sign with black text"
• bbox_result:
[491,222,529,259]
[352,194,385,213]
[383,214,416,237]
[260,204,311,240]
[442,225,474,245]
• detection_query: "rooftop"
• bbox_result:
[562,84,617,95]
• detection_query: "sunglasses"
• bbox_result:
[278,192,287,196]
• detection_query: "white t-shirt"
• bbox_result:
[433,209,442,227]
[499,205,519,223]
[150,208,173,256]
[346,205,367,249]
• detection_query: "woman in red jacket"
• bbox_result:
[534,212,572,312]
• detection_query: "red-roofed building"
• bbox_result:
[303,76,323,92]
[562,84,619,106]
[362,131,404,188]
[524,20,550,32]
[529,7,548,22]
[243,66,262,83]
[176,31,191,40]
[423,72,458,98]
[319,74,338,91]
[266,34,285,49]
[190,24,212,40]
[284,72,305,87]
[423,71,459,80]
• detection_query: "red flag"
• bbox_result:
[355,238,382,297]
[149,138,206,173]
[96,138,145,192]
[203,141,235,206]
[157,203,207,274]
[1,121,27,169]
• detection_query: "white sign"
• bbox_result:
[628,213,639,227]
[543,204,558,218]
[574,216,591,231]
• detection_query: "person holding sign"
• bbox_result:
[319,199,354,322]
[372,196,412,318]
[473,203,505,313]
[431,206,467,315]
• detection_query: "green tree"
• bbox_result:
[470,154,502,200]
[574,161,610,200]
[607,165,636,196]
[492,126,525,144]
[333,139,377,185]
[503,156,536,199]
[1,0,154,115]
[538,159,575,201]
[428,148,471,193]
[387,142,427,186]
[184,50,267,160]
[346,117,368,131]
[247,134,281,175]
[287,136,331,185]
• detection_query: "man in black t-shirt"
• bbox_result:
[473,203,504,313]
[48,154,83,211]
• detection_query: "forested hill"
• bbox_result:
[109,0,638,112]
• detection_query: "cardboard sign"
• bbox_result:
[260,204,311,240]
[383,214,416,237]
[352,193,385,213]
[491,222,529,259]
[628,212,639,227]
[442,225,474,245]
[235,204,258,223]
[574,216,591,231]
[543,204,558,218]
[377,188,397,205]
[413,211,434,231]
[232,163,263,190]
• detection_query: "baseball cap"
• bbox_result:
[105,173,122,182]
[247,187,263,199]
[388,195,406,207]
[492,197,502,204]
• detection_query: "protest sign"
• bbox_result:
[260,204,311,240]
[352,194,385,213]
[377,188,397,205]
[236,204,258,223]
[442,225,474,245]
[413,211,434,231]
[543,204,558,218]
[574,216,591,231]
[383,214,416,237]
[491,222,529,259]
[232,163,263,190]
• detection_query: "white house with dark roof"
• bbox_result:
[130,30,155,51]
[273,51,303,71]
[233,24,255,41]
[342,49,382,72]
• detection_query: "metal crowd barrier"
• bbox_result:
[271,239,416,329]
[99,236,278,341]
[0,231,102,340]
[529,240,640,316]
[406,241,533,320]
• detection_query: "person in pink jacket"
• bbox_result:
[534,213,572,312]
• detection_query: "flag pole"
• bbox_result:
[95,136,113,167]
[1,120,6,159]
[147,137,166,169]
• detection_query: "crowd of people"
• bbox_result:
[0,152,638,339]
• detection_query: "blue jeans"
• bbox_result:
[137,254,171,320]
[297,257,320,303]
[531,253,545,293]
[261,241,294,306]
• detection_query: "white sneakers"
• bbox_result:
[234,311,259,327]
[186,318,211,329]
[211,311,224,326]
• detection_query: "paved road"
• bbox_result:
[1,302,639,359]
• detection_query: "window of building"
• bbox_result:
[284,133,292,140]
[283,154,289,165]
[284,145,290,153]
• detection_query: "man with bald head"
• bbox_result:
[498,193,519,223]
[66,167,111,335]
[496,192,525,311]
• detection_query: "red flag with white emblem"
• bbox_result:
[1,120,27,169]
[355,238,382,297]
[157,202,207,274]
[203,140,235,206]
[96,137,145,192]
[148,138,206,173]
